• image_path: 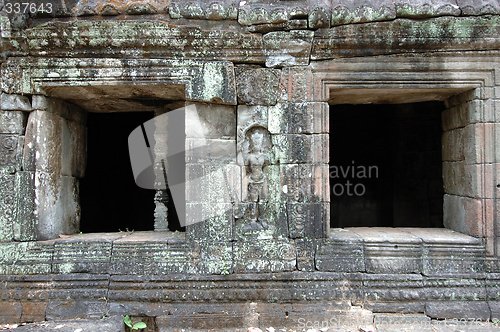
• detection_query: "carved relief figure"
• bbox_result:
[235,126,273,231]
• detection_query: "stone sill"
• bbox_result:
[329,227,484,245]
[39,230,186,245]
[318,227,486,275]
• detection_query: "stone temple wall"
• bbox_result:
[1,0,500,329]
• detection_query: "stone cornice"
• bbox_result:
[1,0,499,28]
[1,15,500,69]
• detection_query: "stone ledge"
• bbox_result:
[316,228,486,274]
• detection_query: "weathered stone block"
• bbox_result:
[236,68,280,106]
[18,315,126,331]
[185,138,236,163]
[0,302,22,324]
[110,234,188,275]
[279,67,314,103]
[495,124,500,163]
[234,201,288,240]
[186,164,240,204]
[22,109,85,178]
[233,240,295,273]
[263,30,313,68]
[464,123,495,164]
[34,173,80,240]
[186,203,234,242]
[395,0,461,18]
[4,57,238,104]
[288,305,373,329]
[364,274,425,312]
[287,203,327,239]
[13,171,36,241]
[268,103,329,135]
[20,301,48,323]
[52,233,124,274]
[238,1,308,26]
[46,300,107,320]
[365,301,426,315]
[443,194,486,237]
[281,164,330,203]
[402,228,486,275]
[0,93,31,111]
[308,0,332,29]
[349,228,423,274]
[31,96,88,124]
[31,96,68,116]
[188,241,232,275]
[374,314,432,332]
[15,135,24,170]
[442,100,487,132]
[185,103,236,139]
[188,61,237,105]
[155,303,251,330]
[169,0,238,20]
[467,100,489,123]
[442,103,467,131]
[457,0,500,15]
[425,301,490,320]
[22,110,62,173]
[442,128,464,162]
[316,229,365,272]
[295,238,316,271]
[272,134,328,164]
[0,168,15,241]
[66,120,86,178]
[443,162,492,198]
[0,241,53,274]
[0,110,25,134]
[248,19,308,34]
[331,0,396,26]
[0,134,18,167]
[443,167,462,196]
[24,20,262,60]
[313,16,500,59]
[489,300,500,322]
[423,242,486,275]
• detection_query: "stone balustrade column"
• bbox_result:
[16,96,85,241]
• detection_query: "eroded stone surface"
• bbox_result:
[395,0,461,18]
[330,0,396,26]
[236,68,280,106]
[10,316,125,332]
[0,110,25,134]
[263,30,313,68]
[0,167,14,241]
[312,16,500,60]
[0,93,31,111]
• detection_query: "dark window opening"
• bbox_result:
[80,112,183,233]
[330,102,444,228]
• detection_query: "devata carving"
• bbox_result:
[235,125,273,231]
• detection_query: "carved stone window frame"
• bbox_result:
[2,57,237,242]
[309,53,500,256]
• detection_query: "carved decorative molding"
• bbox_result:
[310,54,500,103]
[1,58,237,105]
[6,0,498,26]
